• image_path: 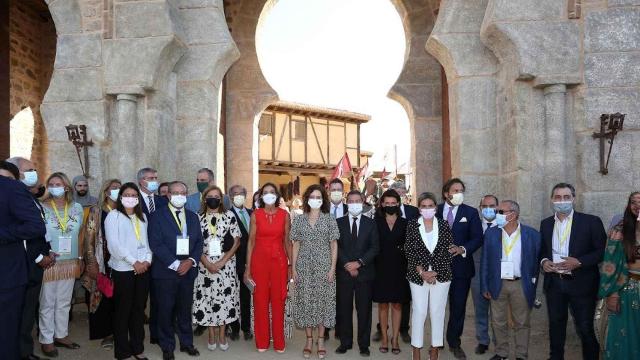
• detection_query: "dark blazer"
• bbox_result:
[148,205,203,281]
[540,211,606,296]
[436,203,483,278]
[401,204,420,221]
[229,206,252,271]
[0,177,47,290]
[405,217,454,284]
[336,215,380,281]
[480,224,542,308]
[26,200,51,265]
[141,193,168,216]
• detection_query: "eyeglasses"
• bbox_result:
[497,210,515,215]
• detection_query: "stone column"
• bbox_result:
[543,84,567,186]
[112,93,139,180]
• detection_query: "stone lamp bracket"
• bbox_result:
[65,124,93,177]
[592,113,625,175]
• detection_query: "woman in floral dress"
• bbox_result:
[192,185,242,351]
[599,191,640,359]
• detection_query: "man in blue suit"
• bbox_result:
[540,183,606,360]
[436,178,483,359]
[480,200,541,360]
[148,181,203,360]
[0,174,47,360]
[185,168,215,213]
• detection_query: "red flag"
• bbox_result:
[331,153,353,181]
[380,167,390,179]
[356,162,368,184]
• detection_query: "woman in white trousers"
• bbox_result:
[404,192,454,360]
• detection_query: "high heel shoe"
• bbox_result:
[317,339,326,359]
[429,346,439,360]
[303,336,313,359]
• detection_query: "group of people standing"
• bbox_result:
[1,156,639,360]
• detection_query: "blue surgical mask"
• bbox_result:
[109,189,120,202]
[22,170,38,187]
[482,207,496,221]
[146,181,159,192]
[553,201,573,215]
[495,213,508,228]
[49,186,65,198]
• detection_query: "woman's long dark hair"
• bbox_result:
[622,191,640,261]
[258,182,281,208]
[376,189,401,218]
[116,182,145,222]
[302,184,330,214]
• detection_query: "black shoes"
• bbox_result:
[162,351,174,360]
[372,329,382,342]
[450,346,467,359]
[489,355,507,360]
[229,331,240,341]
[150,337,159,345]
[335,345,351,354]
[244,332,253,340]
[400,331,411,344]
[475,343,489,354]
[359,347,370,357]
[21,355,41,360]
[180,346,200,356]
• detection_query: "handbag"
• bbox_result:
[96,272,114,298]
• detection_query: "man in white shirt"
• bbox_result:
[471,195,499,355]
[480,200,541,360]
[137,167,167,216]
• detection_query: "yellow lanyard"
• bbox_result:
[502,227,521,257]
[170,207,184,233]
[106,204,113,212]
[208,214,217,238]
[50,201,69,233]
[131,215,141,242]
[555,216,573,248]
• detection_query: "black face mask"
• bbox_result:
[383,205,400,215]
[206,197,221,209]
[34,185,46,199]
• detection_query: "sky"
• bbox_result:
[256,0,411,174]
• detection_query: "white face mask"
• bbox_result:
[348,203,363,217]
[109,189,120,202]
[420,208,436,219]
[308,199,323,209]
[263,193,277,205]
[170,195,187,208]
[121,196,139,209]
[450,193,464,206]
[233,195,246,208]
[330,191,343,204]
[22,170,38,187]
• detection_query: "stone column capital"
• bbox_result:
[543,84,567,95]
[116,93,139,102]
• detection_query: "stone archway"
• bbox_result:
[224,0,446,198]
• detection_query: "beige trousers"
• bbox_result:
[490,279,531,359]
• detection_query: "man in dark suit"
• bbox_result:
[436,178,483,359]
[335,190,380,357]
[136,167,168,344]
[480,200,541,360]
[327,178,348,340]
[148,181,203,360]
[227,184,253,341]
[0,173,47,360]
[7,157,55,360]
[540,183,606,360]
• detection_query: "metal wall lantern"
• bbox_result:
[592,113,625,175]
[65,124,93,177]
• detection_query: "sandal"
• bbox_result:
[429,346,439,360]
[379,346,389,353]
[317,339,326,359]
[392,347,401,355]
[303,336,313,359]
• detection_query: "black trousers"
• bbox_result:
[1,285,26,360]
[230,267,251,334]
[19,264,43,357]
[155,277,194,353]
[446,277,471,348]
[545,277,599,360]
[148,279,158,340]
[86,289,114,340]
[337,276,373,349]
[112,270,149,360]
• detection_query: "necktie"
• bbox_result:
[148,195,155,213]
[240,210,249,230]
[175,210,182,228]
[332,206,338,219]
[447,207,454,227]
[351,217,358,242]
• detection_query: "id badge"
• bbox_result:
[552,253,571,274]
[501,261,515,279]
[137,244,146,260]
[176,236,190,256]
[209,239,222,257]
[58,235,72,254]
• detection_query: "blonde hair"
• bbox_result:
[98,178,121,211]
[199,185,226,215]
[44,172,74,204]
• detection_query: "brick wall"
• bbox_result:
[9,0,56,173]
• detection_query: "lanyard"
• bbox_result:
[555,216,573,248]
[50,201,69,233]
[131,215,141,242]
[106,204,113,212]
[502,227,521,257]
[170,207,184,233]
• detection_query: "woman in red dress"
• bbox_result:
[245,183,292,352]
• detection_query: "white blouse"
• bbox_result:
[105,210,152,272]
[418,216,439,253]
